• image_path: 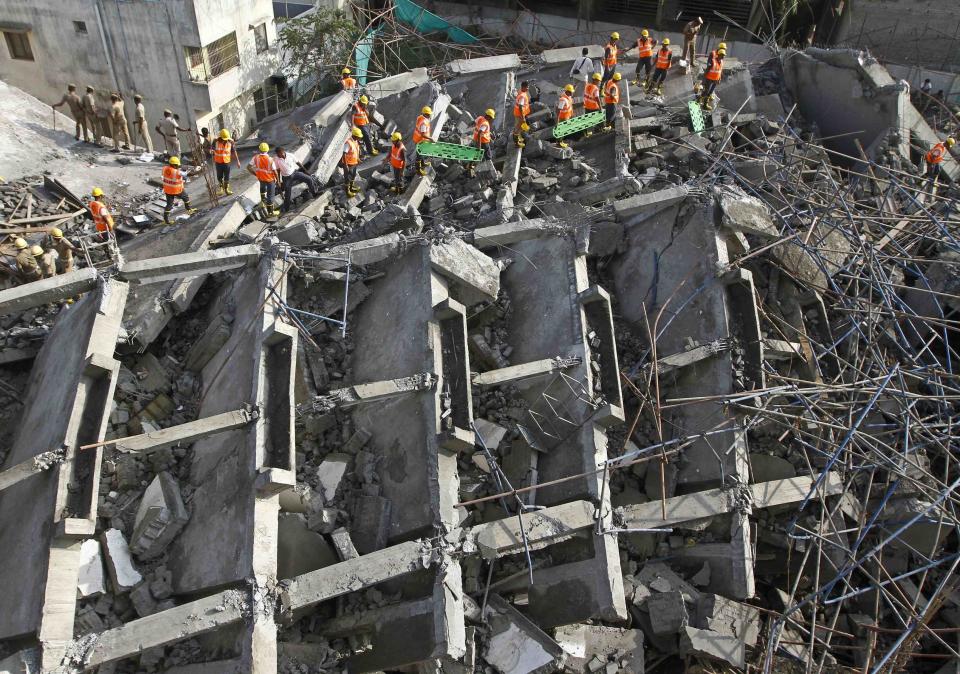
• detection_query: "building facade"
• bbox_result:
[0,0,282,150]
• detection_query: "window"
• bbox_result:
[183,32,240,82]
[184,46,205,81]
[74,21,87,35]
[3,31,34,61]
[254,23,268,54]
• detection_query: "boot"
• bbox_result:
[186,207,198,215]
[370,148,380,156]
[225,183,233,195]
[656,86,663,96]
[216,183,225,195]
[163,211,174,225]
[643,79,651,92]
[389,185,399,193]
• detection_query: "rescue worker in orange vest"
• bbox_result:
[602,32,620,85]
[647,39,673,96]
[556,84,575,149]
[247,142,280,216]
[353,95,379,157]
[212,129,239,195]
[582,72,603,138]
[341,68,357,90]
[603,72,621,131]
[382,132,406,193]
[469,108,496,177]
[925,137,955,183]
[697,45,726,110]
[513,81,531,148]
[342,127,363,196]
[88,187,117,238]
[410,106,432,176]
[631,29,657,87]
[13,238,41,283]
[161,158,196,225]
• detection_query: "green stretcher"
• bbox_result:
[552,110,606,139]
[415,141,486,162]
[688,100,707,134]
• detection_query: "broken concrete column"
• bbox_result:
[101,528,143,592]
[130,472,189,559]
[568,175,642,205]
[0,268,98,315]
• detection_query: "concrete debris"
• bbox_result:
[77,539,107,598]
[130,471,189,559]
[101,528,143,593]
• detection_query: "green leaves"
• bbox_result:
[277,8,359,101]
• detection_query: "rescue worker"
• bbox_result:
[161,157,196,225]
[513,81,531,148]
[32,245,55,279]
[583,72,602,137]
[467,108,497,177]
[353,95,379,156]
[88,187,115,239]
[108,93,131,153]
[697,46,725,110]
[602,32,620,84]
[49,227,76,274]
[342,127,362,197]
[156,109,188,158]
[14,238,41,283]
[681,17,704,73]
[52,84,89,143]
[556,84,575,149]
[926,137,955,183]
[383,132,406,193]
[603,72,621,131]
[647,39,673,95]
[82,86,99,145]
[247,143,280,215]
[341,68,357,90]
[132,95,153,152]
[632,30,657,87]
[212,129,239,195]
[411,106,432,176]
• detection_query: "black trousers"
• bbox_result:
[358,125,374,155]
[635,56,653,78]
[605,103,617,125]
[215,162,231,184]
[650,68,668,87]
[701,79,718,99]
[392,166,404,188]
[343,163,357,186]
[601,63,617,84]
[281,171,319,210]
[163,192,191,219]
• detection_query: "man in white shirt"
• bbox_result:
[570,48,594,84]
[274,146,320,212]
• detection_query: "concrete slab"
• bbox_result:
[0,268,98,315]
[447,54,521,76]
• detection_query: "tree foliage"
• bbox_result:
[277,8,358,100]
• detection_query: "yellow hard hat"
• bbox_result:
[219,129,230,140]
[342,68,351,75]
[592,72,602,81]
[51,227,63,238]
[14,238,27,249]
[351,127,363,138]
[610,32,620,40]
[520,122,530,132]
[485,108,496,118]
[718,42,728,51]
[31,245,43,256]
[91,187,104,197]
[359,95,369,105]
[947,137,956,147]
[717,48,727,56]
[641,29,650,37]
[663,38,671,46]
[421,106,432,115]
[564,84,575,93]
[258,142,269,152]
[613,72,622,81]
[391,131,402,142]
[169,156,181,166]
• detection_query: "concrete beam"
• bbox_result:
[311,90,352,128]
[501,145,523,196]
[613,186,688,222]
[569,176,642,205]
[300,373,437,414]
[111,409,255,454]
[314,118,352,185]
[472,356,581,387]
[0,268,98,315]
[0,449,64,494]
[428,238,500,304]
[118,245,261,284]
[446,53,520,76]
[618,473,845,529]
[461,500,597,559]
[472,218,567,248]
[365,68,430,99]
[81,589,250,670]
[541,45,603,64]
[638,339,731,377]
[280,540,434,614]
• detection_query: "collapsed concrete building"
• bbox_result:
[1,29,960,674]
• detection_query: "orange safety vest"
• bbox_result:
[89,199,114,231]
[162,165,184,195]
[705,52,724,81]
[927,143,947,165]
[557,93,573,121]
[603,80,620,105]
[604,43,618,67]
[352,102,369,127]
[343,138,360,166]
[636,37,654,58]
[513,90,531,118]
[656,48,672,70]
[473,116,492,144]
[341,76,356,90]
[413,115,431,144]
[390,142,406,169]
[252,153,276,182]
[213,139,232,164]
[583,82,601,111]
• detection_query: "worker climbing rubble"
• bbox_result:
[342,126,363,197]
[13,237,40,283]
[161,157,197,225]
[602,32,619,83]
[383,132,406,193]
[48,228,76,274]
[247,143,281,216]
[469,108,495,177]
[88,187,115,239]
[556,84,575,149]
[353,95,379,157]
[925,136,955,184]
[513,81,531,148]
[646,39,673,96]
[582,72,602,137]
[632,29,657,87]
[696,44,726,110]
[411,105,432,176]
[603,72,621,131]
[340,67,357,90]
[212,129,239,195]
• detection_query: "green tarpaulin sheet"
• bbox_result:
[394,0,478,44]
[355,27,380,86]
